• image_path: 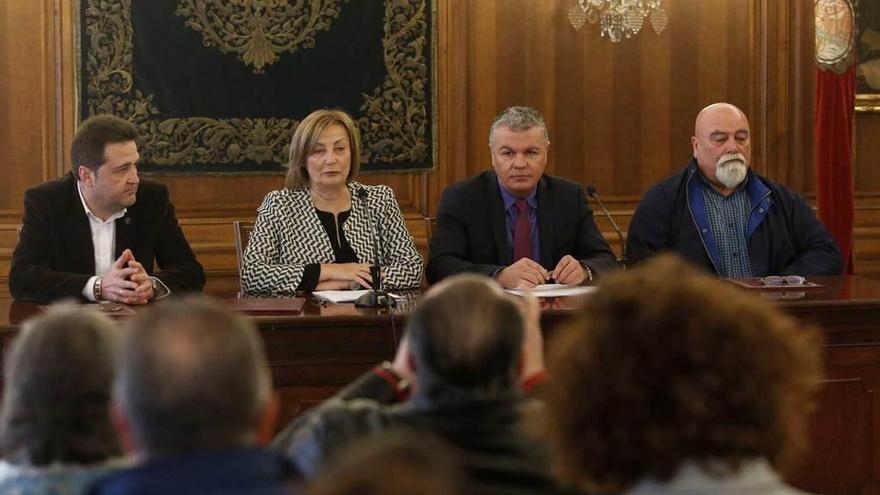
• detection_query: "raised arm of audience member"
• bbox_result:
[272,275,561,495]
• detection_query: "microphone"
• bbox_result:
[355,187,396,308]
[586,185,627,270]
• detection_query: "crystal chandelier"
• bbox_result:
[568,0,668,43]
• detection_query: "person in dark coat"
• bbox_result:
[88,297,299,495]
[274,274,565,495]
[627,102,842,277]
[9,114,204,304]
[427,106,616,289]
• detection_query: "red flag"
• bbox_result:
[815,64,855,274]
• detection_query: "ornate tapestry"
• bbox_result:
[78,0,435,173]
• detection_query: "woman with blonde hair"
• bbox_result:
[242,109,423,294]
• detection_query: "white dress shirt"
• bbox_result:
[77,181,126,301]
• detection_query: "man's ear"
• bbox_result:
[110,399,139,455]
[77,165,94,185]
[256,392,280,447]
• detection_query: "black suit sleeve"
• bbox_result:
[426,185,503,284]
[9,190,92,302]
[625,185,673,267]
[149,191,205,294]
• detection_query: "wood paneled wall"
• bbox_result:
[1,0,879,296]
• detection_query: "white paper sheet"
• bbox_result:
[312,290,402,303]
[505,284,596,298]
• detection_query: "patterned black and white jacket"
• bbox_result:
[241,182,423,295]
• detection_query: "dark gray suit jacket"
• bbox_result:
[9,173,205,302]
[426,171,616,283]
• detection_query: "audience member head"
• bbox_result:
[304,430,464,495]
[71,114,140,178]
[691,102,752,193]
[0,305,120,465]
[405,274,524,396]
[488,106,550,196]
[112,296,277,458]
[545,254,823,494]
[286,109,361,190]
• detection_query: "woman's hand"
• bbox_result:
[319,263,373,289]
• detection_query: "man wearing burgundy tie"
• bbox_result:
[427,106,616,289]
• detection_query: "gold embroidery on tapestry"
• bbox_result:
[358,0,429,162]
[175,0,344,74]
[83,0,430,168]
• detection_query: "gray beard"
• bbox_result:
[715,155,747,189]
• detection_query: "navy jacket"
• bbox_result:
[426,170,616,283]
[86,448,299,495]
[626,159,843,277]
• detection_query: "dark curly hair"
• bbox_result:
[545,255,823,494]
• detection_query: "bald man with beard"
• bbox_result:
[626,103,843,277]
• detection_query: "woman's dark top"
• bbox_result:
[297,209,358,291]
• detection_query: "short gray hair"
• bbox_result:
[115,296,272,456]
[406,274,524,394]
[0,304,119,465]
[488,106,549,148]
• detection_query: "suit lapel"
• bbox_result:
[485,172,511,265]
[536,176,554,267]
[64,174,96,274]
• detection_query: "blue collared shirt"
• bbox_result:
[697,174,753,277]
[498,181,539,262]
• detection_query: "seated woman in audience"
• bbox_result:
[0,306,126,495]
[544,255,821,495]
[241,109,423,295]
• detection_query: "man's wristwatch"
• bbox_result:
[93,277,104,301]
[581,264,594,284]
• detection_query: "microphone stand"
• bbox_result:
[586,185,627,270]
[355,188,396,308]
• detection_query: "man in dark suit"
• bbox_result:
[427,106,616,289]
[9,114,204,303]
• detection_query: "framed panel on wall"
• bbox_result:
[856,0,880,110]
[76,0,437,174]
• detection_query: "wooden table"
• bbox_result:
[3,277,880,495]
